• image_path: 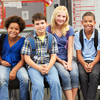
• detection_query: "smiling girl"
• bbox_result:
[46,6,79,100]
[0,15,29,100]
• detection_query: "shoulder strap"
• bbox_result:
[47,34,53,54]
[79,29,83,50]
[0,34,6,54]
[26,31,36,58]
[94,29,98,50]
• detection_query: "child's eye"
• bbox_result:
[15,28,19,30]
[57,15,60,17]
[41,22,44,24]
[63,16,66,18]
[36,23,39,25]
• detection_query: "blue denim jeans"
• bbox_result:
[0,65,29,100]
[28,66,62,100]
[54,60,79,90]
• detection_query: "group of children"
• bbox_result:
[0,5,100,100]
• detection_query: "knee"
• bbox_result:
[19,74,29,85]
[51,78,61,87]
[32,82,44,91]
[0,75,8,86]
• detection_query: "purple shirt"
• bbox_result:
[53,26,74,61]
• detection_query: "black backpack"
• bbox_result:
[0,34,6,54]
[79,29,98,50]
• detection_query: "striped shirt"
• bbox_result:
[21,30,58,67]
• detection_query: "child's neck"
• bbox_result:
[36,32,46,36]
[85,30,93,40]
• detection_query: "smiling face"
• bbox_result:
[55,11,67,26]
[81,16,96,33]
[7,23,20,38]
[33,20,47,36]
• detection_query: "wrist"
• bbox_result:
[0,60,2,64]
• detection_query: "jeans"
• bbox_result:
[0,65,29,100]
[54,60,79,90]
[78,60,100,100]
[28,66,62,100]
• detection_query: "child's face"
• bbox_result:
[81,16,96,33]
[33,20,47,35]
[7,23,20,38]
[55,11,66,26]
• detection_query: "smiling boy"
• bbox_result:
[74,12,100,100]
[21,13,62,100]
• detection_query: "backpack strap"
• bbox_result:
[0,34,6,54]
[47,34,53,54]
[26,31,36,58]
[79,29,98,50]
[79,29,83,50]
[26,31,53,59]
[94,29,98,50]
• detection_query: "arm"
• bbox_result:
[87,50,100,73]
[0,55,11,66]
[43,54,57,74]
[67,36,73,71]
[9,54,25,80]
[24,55,41,71]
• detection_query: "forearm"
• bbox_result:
[24,55,40,71]
[56,56,63,64]
[91,51,100,66]
[77,50,86,67]
[67,47,73,65]
[48,54,57,70]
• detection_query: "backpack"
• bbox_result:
[47,25,69,49]
[0,34,6,54]
[26,31,53,59]
[79,29,98,50]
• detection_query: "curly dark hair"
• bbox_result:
[5,15,26,32]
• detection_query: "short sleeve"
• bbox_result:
[97,31,100,50]
[51,36,58,54]
[68,26,75,37]
[74,31,82,50]
[21,38,31,55]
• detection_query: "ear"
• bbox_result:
[94,21,96,25]
[46,21,48,26]
[81,21,83,25]
[32,24,35,29]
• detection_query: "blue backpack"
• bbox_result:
[26,31,53,58]
[46,25,69,49]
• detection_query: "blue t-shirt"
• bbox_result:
[46,25,74,61]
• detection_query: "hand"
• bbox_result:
[9,70,17,80]
[66,64,73,71]
[62,60,68,69]
[83,62,88,72]
[1,60,11,67]
[86,63,93,73]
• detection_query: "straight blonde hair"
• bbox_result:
[49,6,69,36]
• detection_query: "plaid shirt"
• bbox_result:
[21,30,58,67]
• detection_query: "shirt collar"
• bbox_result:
[83,28,95,40]
[32,30,49,38]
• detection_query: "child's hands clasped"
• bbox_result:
[62,60,73,71]
[39,64,50,75]
[84,63,93,73]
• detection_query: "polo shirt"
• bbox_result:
[74,28,100,60]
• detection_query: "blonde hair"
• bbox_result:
[50,6,69,36]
